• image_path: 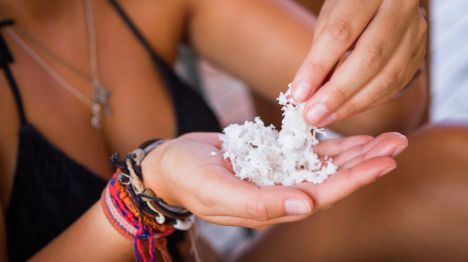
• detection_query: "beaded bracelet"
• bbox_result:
[101,140,194,262]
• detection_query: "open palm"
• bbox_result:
[143,132,407,229]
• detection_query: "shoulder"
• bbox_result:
[0,70,20,206]
[113,0,189,62]
[0,69,20,132]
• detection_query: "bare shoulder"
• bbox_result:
[0,72,20,206]
[114,0,190,62]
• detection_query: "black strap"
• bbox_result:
[0,20,27,126]
[108,0,170,70]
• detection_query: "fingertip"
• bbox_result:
[305,103,329,125]
[378,158,397,177]
[382,157,397,169]
[265,186,314,217]
[291,80,312,102]
[380,132,409,157]
[392,144,408,157]
[397,133,409,147]
[317,112,337,127]
[390,132,408,142]
[284,198,312,216]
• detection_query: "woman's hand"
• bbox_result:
[142,132,407,229]
[291,0,427,127]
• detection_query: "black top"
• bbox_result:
[0,1,220,261]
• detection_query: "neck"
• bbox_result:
[0,0,92,75]
[0,0,85,28]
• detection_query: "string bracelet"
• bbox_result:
[101,139,195,262]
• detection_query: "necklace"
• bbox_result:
[84,0,111,121]
[5,0,111,128]
[12,27,92,82]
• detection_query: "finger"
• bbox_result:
[368,44,425,110]
[291,0,382,102]
[336,50,351,67]
[340,133,408,169]
[311,0,338,42]
[313,135,373,157]
[370,27,427,107]
[303,1,416,126]
[197,167,313,221]
[322,16,425,124]
[333,132,407,167]
[296,156,396,210]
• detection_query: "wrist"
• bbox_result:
[141,139,184,208]
[101,139,195,261]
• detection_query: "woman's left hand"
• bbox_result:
[142,131,407,230]
[291,0,427,127]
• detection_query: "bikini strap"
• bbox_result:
[108,0,170,70]
[0,19,27,126]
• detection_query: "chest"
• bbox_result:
[0,0,191,206]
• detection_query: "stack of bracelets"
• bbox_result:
[101,139,194,262]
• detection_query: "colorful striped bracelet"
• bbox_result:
[101,139,195,262]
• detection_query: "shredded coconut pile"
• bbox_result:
[220,86,337,186]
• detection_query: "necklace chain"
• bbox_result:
[11,27,91,81]
[6,27,93,107]
[5,0,111,129]
[84,0,112,120]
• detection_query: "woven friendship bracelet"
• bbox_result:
[101,174,175,262]
[101,139,194,262]
[101,176,137,239]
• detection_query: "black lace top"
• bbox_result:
[0,1,220,261]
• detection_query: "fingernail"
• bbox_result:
[392,145,407,157]
[292,81,310,101]
[318,113,337,127]
[393,132,406,138]
[285,199,311,215]
[379,166,396,177]
[307,104,328,124]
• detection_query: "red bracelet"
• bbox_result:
[101,171,175,262]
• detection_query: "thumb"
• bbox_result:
[199,172,313,221]
[246,185,314,221]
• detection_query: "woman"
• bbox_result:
[0,0,423,261]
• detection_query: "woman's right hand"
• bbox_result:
[141,132,407,229]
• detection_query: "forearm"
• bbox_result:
[30,202,133,261]
[189,0,316,102]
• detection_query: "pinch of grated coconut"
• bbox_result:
[220,86,337,186]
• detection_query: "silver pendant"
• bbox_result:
[90,78,111,129]
[91,102,103,129]
[92,78,112,115]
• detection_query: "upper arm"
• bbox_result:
[188,0,317,101]
[0,74,20,212]
[0,73,20,260]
